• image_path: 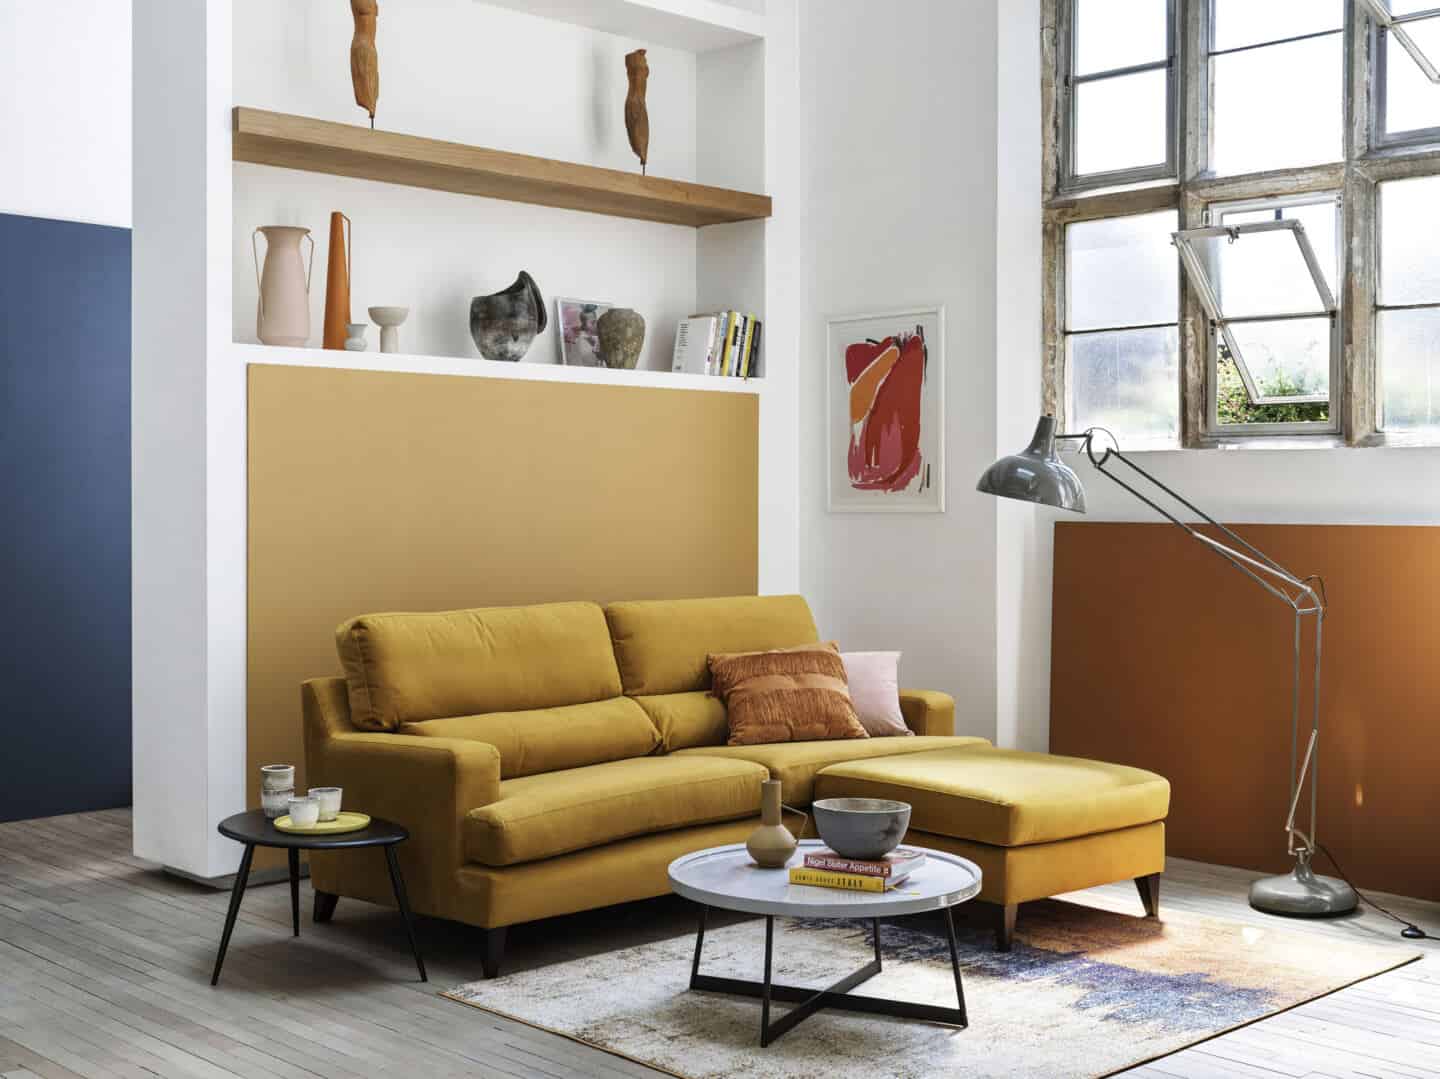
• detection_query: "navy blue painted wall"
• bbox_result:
[0,212,131,822]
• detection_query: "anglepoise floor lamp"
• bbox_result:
[978,416,1357,917]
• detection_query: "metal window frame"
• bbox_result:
[1057,0,1181,194]
[1365,2,1440,150]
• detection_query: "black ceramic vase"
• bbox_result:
[470,271,547,362]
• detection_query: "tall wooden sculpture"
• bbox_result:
[351,0,379,128]
[624,49,649,175]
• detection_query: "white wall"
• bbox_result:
[0,0,131,226]
[797,0,1001,738]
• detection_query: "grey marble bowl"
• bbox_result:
[812,797,912,860]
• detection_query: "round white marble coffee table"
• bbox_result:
[668,840,982,1046]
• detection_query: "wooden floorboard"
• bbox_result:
[0,810,1436,1078]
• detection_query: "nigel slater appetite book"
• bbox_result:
[803,847,925,880]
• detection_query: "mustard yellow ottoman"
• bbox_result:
[812,746,1170,950]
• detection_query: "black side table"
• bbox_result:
[211,810,427,985]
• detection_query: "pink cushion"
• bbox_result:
[840,651,912,737]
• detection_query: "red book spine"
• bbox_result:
[804,854,891,877]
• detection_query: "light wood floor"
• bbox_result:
[1,810,1436,1079]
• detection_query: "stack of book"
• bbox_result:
[787,847,925,893]
[671,311,763,379]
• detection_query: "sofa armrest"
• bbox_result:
[899,689,955,737]
[315,733,501,899]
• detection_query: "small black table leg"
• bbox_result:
[872,917,882,968]
[689,903,708,987]
[944,905,968,1025]
[288,848,300,937]
[760,915,774,1047]
[211,843,255,986]
[384,846,427,982]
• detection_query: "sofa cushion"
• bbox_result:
[708,642,868,746]
[813,746,1171,847]
[675,735,987,805]
[401,697,660,779]
[336,601,622,731]
[604,595,819,696]
[633,691,728,752]
[464,756,767,866]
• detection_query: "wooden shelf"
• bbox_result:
[232,108,772,228]
[479,0,764,53]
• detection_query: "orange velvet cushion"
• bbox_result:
[707,642,869,747]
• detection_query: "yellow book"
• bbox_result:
[788,867,889,892]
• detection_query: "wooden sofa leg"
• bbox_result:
[1135,873,1160,918]
[481,927,507,979]
[313,891,339,924]
[997,904,1017,952]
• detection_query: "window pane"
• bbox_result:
[1212,35,1342,175]
[1075,0,1168,76]
[1381,307,1440,431]
[1209,203,1338,318]
[1213,0,1342,52]
[1074,68,1168,175]
[1067,211,1179,331]
[1380,1,1440,15]
[1069,327,1180,444]
[1227,318,1331,400]
[1384,17,1440,136]
[1380,176,1440,305]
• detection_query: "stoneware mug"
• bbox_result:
[308,786,343,822]
[287,795,320,829]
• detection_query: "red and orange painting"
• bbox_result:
[829,309,944,512]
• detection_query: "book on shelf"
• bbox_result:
[788,866,906,892]
[671,310,763,378]
[803,847,925,880]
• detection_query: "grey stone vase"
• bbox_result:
[470,271,547,362]
[597,308,645,369]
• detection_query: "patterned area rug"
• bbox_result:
[445,897,1416,1079]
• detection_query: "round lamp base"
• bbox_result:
[1249,859,1358,917]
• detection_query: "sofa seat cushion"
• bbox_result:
[605,595,819,696]
[813,746,1170,848]
[464,756,768,867]
[674,735,987,805]
[633,691,728,753]
[401,697,660,779]
[336,601,621,731]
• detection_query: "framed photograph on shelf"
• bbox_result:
[555,298,613,367]
[826,306,945,513]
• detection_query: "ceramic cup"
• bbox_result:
[260,764,295,790]
[287,795,321,829]
[308,786,343,822]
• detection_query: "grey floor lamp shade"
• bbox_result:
[975,415,1087,513]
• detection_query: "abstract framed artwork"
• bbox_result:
[827,306,945,513]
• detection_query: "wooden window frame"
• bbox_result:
[1042,0,1440,448]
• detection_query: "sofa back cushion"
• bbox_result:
[604,594,819,697]
[633,691,729,752]
[401,698,660,778]
[336,601,622,731]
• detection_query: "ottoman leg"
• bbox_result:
[997,903,1017,952]
[1135,873,1160,918]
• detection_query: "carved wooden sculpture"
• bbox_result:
[625,49,649,175]
[351,0,379,128]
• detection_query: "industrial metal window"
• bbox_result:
[1042,0,1440,448]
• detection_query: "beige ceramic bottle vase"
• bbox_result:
[747,779,798,868]
[253,226,315,346]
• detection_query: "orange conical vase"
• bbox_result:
[322,212,352,350]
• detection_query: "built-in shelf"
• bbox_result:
[232,108,773,228]
[230,341,766,395]
[480,0,765,52]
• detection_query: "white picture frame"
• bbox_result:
[555,297,614,367]
[826,306,945,513]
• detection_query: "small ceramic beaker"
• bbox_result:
[287,795,321,829]
[261,764,295,819]
[344,322,369,351]
[308,787,343,822]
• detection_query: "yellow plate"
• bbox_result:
[273,811,371,835]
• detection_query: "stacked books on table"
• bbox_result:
[787,847,925,893]
[672,310,763,378]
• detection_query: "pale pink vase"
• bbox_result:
[253,226,315,346]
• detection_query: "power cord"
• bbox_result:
[1316,842,1432,941]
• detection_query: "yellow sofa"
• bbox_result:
[302,595,1167,973]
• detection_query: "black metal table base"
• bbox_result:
[210,842,427,986]
[688,905,968,1047]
